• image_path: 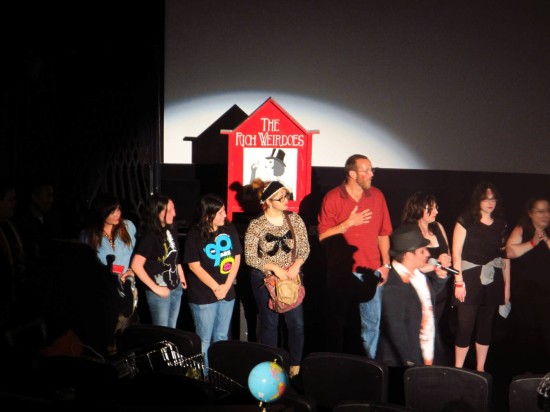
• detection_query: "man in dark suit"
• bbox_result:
[377,223,449,367]
[376,223,450,404]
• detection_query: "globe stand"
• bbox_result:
[257,400,269,411]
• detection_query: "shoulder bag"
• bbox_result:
[264,212,306,313]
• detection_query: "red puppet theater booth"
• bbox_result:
[222,97,319,220]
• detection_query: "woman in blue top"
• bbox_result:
[184,194,242,368]
[81,193,137,276]
[80,192,138,353]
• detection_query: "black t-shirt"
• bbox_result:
[133,228,180,290]
[455,213,508,305]
[184,223,242,304]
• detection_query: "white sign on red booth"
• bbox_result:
[221,97,319,220]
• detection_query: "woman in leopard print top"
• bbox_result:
[244,179,310,378]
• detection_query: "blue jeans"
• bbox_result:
[360,283,383,359]
[189,299,235,368]
[145,285,183,328]
[250,268,304,366]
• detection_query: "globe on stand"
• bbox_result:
[248,360,288,410]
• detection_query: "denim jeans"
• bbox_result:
[189,299,235,368]
[145,285,183,328]
[360,283,383,359]
[250,268,304,366]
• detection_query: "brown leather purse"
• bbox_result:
[263,212,305,313]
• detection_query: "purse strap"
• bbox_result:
[283,212,297,262]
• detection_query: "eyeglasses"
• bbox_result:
[355,168,376,175]
[272,193,290,202]
[481,197,498,203]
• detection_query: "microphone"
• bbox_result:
[106,254,115,271]
[428,258,459,275]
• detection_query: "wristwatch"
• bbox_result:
[383,264,391,269]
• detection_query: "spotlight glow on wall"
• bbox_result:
[164,91,425,169]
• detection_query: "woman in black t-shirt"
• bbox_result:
[184,194,242,367]
[452,181,510,372]
[131,194,187,328]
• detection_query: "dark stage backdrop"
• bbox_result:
[164,0,550,175]
[161,163,550,238]
[2,5,549,409]
[4,2,549,237]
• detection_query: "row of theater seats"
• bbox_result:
[115,325,550,412]
[2,324,548,411]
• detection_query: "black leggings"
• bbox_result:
[454,304,497,347]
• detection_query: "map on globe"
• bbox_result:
[248,361,289,403]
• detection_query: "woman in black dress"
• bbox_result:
[401,192,453,364]
[506,195,550,373]
[452,181,510,372]
[402,193,452,304]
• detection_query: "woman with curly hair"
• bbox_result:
[401,191,453,364]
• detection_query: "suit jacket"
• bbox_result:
[376,266,448,367]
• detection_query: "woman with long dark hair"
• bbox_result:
[183,194,242,367]
[80,192,138,352]
[506,195,550,372]
[131,194,186,328]
[452,181,510,372]
[81,193,136,277]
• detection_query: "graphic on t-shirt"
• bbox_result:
[204,233,234,275]
[154,230,179,288]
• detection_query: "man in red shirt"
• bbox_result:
[318,154,392,357]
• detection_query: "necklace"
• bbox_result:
[265,212,284,227]
[104,231,115,251]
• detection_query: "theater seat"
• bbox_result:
[509,373,546,412]
[207,340,291,387]
[403,365,492,412]
[333,400,411,411]
[301,352,388,412]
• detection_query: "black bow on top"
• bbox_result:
[265,231,293,256]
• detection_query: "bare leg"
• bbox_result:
[455,345,469,368]
[475,343,489,372]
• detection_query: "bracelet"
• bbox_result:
[530,239,536,248]
[454,282,464,288]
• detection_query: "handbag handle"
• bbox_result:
[262,212,298,279]
[283,212,297,262]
